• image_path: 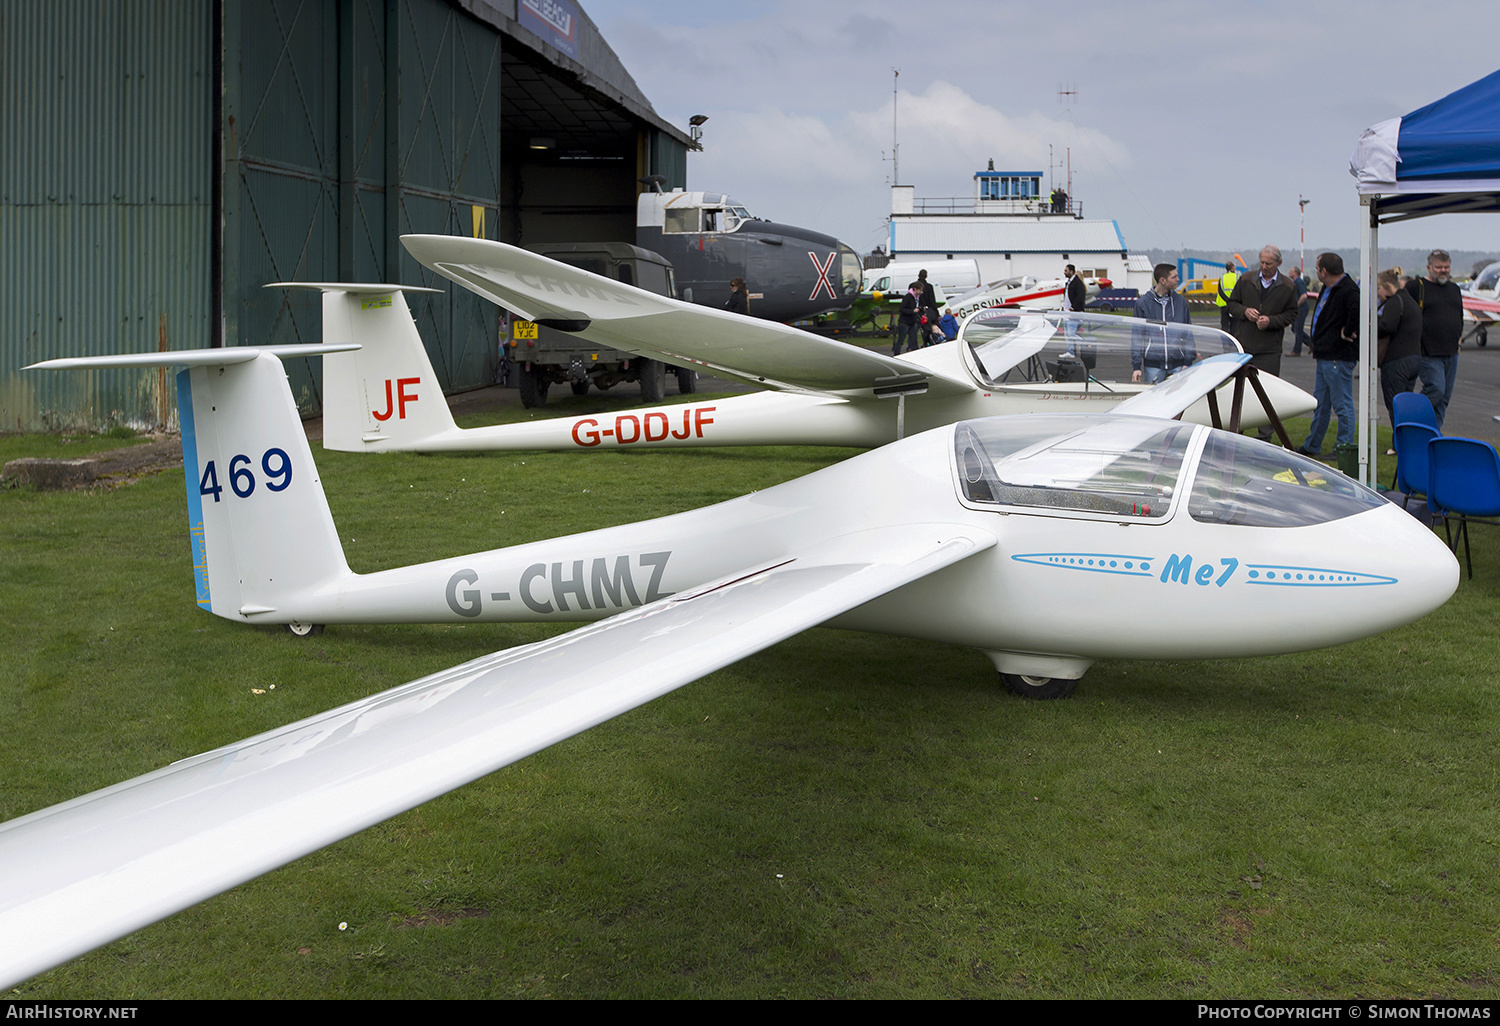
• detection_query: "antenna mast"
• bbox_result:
[892,67,900,186]
[1057,84,1079,204]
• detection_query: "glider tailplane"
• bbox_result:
[175,353,351,621]
[280,283,457,453]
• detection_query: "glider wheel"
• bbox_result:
[1479,326,1488,348]
[284,622,325,638]
[1001,673,1077,700]
[570,380,590,396]
[676,366,697,394]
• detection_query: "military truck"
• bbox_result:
[508,241,696,408]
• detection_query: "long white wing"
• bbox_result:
[401,235,973,399]
[0,523,994,988]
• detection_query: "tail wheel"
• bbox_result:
[1001,673,1077,700]
[285,622,325,638]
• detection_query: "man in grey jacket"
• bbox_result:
[1131,263,1194,383]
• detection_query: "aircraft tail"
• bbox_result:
[30,347,354,623]
[276,283,456,453]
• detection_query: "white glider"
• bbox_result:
[1,345,1455,986]
[303,237,1315,455]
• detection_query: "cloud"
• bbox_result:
[848,81,1131,192]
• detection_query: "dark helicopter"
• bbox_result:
[636,177,862,323]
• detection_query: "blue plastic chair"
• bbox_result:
[1391,392,1440,495]
[1427,436,1500,578]
[1394,422,1441,511]
[1393,391,1439,431]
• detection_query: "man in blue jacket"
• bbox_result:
[1131,263,1194,383]
[1299,252,1360,458]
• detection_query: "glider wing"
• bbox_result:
[401,235,973,399]
[0,523,993,987]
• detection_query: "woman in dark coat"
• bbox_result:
[725,277,749,315]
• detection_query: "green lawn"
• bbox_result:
[0,406,1495,999]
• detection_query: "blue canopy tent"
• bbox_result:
[1349,69,1500,485]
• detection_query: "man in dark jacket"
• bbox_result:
[894,283,921,356]
[1228,246,1300,439]
[1299,252,1360,458]
[1227,245,1299,379]
[1063,264,1086,312]
[1406,249,1463,429]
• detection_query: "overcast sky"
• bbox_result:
[585,0,1500,264]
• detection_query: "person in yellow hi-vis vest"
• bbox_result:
[1216,261,1239,333]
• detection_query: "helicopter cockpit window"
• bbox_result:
[955,415,1192,520]
[1188,432,1386,527]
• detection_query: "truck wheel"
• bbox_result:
[519,367,549,408]
[639,359,666,403]
[571,380,590,396]
[676,366,697,394]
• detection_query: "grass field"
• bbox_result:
[1,400,1496,999]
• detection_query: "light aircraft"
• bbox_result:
[0,339,1458,986]
[1459,260,1500,346]
[310,236,1315,456]
[942,273,1112,320]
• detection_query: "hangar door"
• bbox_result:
[225,0,502,414]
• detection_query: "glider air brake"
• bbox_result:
[1,347,1457,987]
[307,236,1316,456]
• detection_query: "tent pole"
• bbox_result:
[1359,197,1379,487]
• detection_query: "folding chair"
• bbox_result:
[1393,422,1441,512]
[1391,392,1439,494]
[1427,436,1500,579]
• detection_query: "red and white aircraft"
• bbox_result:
[943,273,1110,320]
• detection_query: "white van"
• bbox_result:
[862,259,981,296]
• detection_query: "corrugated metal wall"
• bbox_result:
[2,0,674,430]
[0,0,210,432]
[389,0,501,397]
[226,0,501,413]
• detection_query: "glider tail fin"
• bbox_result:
[175,352,351,621]
[279,283,456,453]
[28,346,354,623]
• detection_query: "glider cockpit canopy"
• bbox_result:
[955,414,1390,528]
[961,310,1241,389]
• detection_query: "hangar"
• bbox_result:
[0,0,693,431]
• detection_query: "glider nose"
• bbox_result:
[1376,503,1460,624]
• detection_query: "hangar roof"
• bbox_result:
[456,0,694,156]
